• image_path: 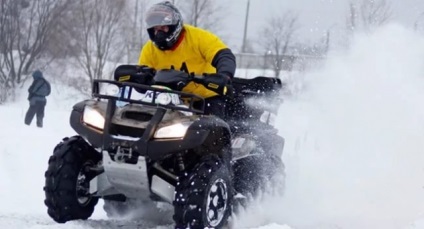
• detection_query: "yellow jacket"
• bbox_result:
[138,25,230,98]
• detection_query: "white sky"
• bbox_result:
[219,0,424,50]
[148,0,424,51]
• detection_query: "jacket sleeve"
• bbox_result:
[198,29,236,78]
[28,79,42,94]
[211,48,236,78]
[28,83,34,93]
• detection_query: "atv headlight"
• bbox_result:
[83,106,105,130]
[154,122,192,139]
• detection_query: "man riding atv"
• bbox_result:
[43,2,285,229]
[118,1,236,120]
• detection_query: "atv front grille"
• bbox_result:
[123,111,152,122]
[111,124,145,138]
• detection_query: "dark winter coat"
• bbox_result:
[28,70,51,105]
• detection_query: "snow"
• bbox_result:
[1,23,424,228]
[276,24,424,229]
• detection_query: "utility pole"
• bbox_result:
[241,0,250,53]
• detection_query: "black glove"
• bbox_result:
[202,73,233,96]
[114,65,155,85]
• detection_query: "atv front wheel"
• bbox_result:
[173,155,233,229]
[44,136,101,223]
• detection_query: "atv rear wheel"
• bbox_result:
[234,153,285,198]
[44,136,101,223]
[173,155,233,229]
[265,154,286,196]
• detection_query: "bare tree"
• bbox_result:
[346,0,392,33]
[260,13,298,78]
[0,0,71,103]
[122,0,149,63]
[68,0,126,89]
[178,0,225,33]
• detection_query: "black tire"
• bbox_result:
[44,136,101,223]
[173,155,233,229]
[233,153,285,198]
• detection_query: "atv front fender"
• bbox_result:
[146,129,209,161]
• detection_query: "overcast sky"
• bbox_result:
[149,0,424,51]
[219,0,424,50]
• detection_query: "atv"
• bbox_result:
[43,65,285,229]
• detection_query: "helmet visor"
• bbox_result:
[145,5,179,28]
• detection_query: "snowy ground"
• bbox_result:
[1,23,424,228]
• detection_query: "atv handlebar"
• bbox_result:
[113,65,232,96]
[153,69,231,96]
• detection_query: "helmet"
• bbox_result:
[145,1,183,50]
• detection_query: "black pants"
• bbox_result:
[25,100,46,127]
[193,96,226,120]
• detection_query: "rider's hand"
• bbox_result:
[206,73,231,84]
[222,74,232,85]
[203,73,233,96]
[136,65,156,78]
[217,73,233,97]
[114,65,155,85]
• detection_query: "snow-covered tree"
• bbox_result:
[66,0,126,88]
[346,0,392,33]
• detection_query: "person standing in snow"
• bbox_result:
[136,1,236,119]
[25,70,51,128]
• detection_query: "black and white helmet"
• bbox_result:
[145,1,183,50]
